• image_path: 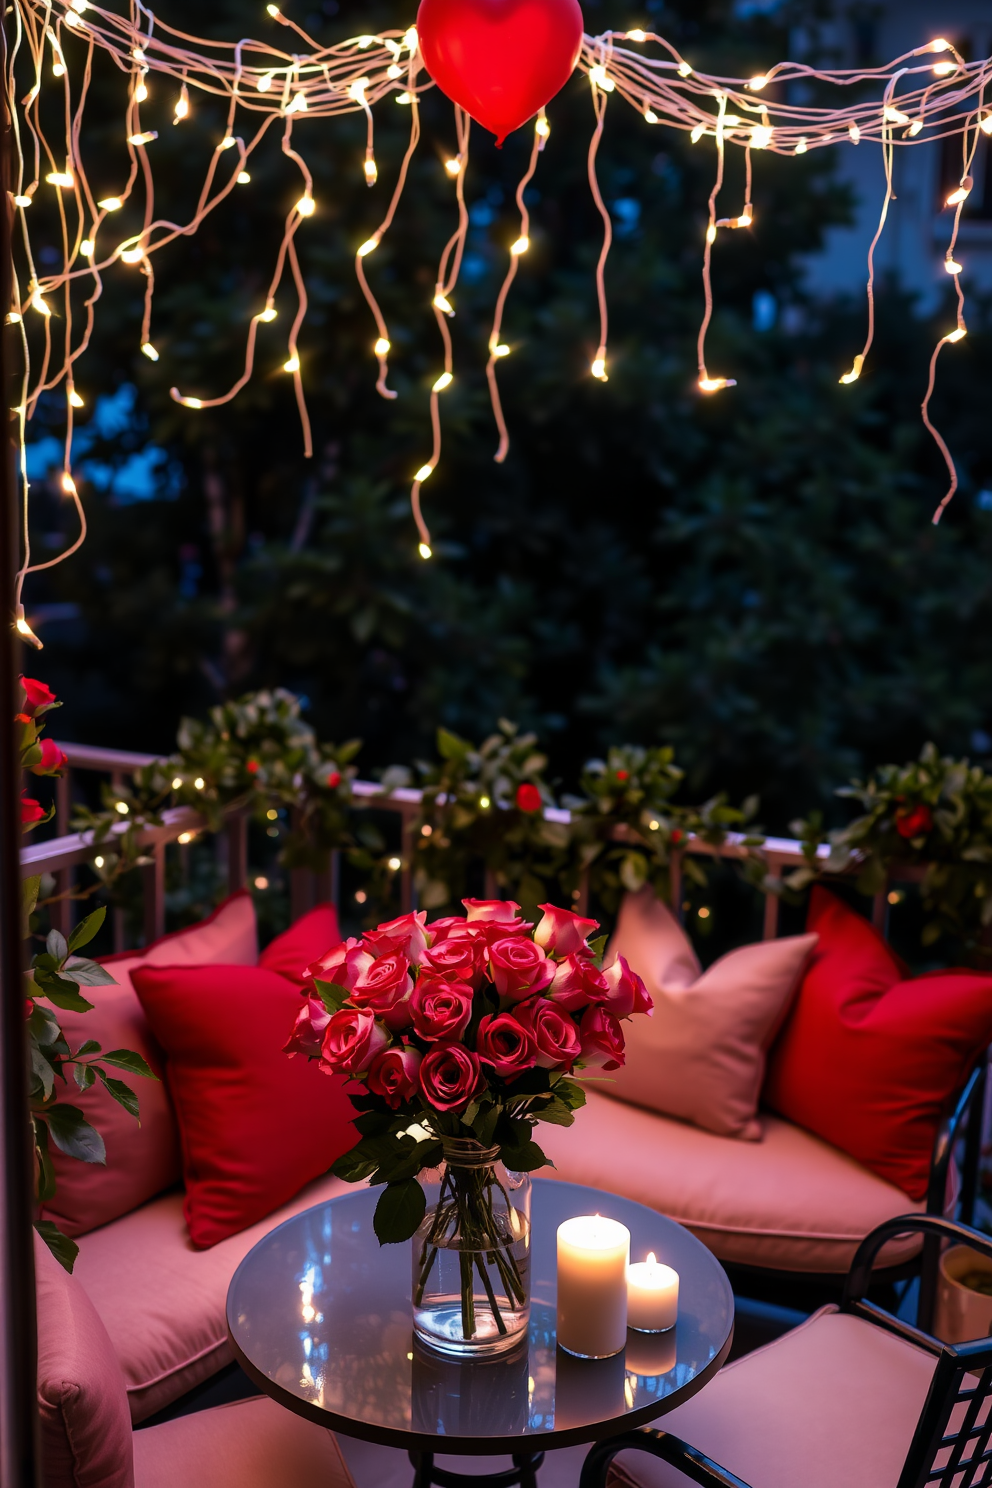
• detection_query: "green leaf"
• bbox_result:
[67,907,107,953]
[33,1120,56,1203]
[498,1139,549,1173]
[437,727,472,763]
[73,1064,97,1092]
[471,1102,501,1148]
[312,978,350,1016]
[74,1039,101,1057]
[31,1045,56,1102]
[373,1179,427,1244]
[100,1049,156,1079]
[63,957,117,988]
[532,1097,575,1127]
[22,875,41,928]
[32,973,94,1013]
[46,929,69,964]
[44,1104,106,1164]
[352,1110,395,1137]
[35,1220,79,1274]
[95,1070,140,1120]
[332,1145,383,1183]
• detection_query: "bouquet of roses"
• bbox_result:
[285,899,651,1238]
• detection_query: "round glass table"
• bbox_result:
[227,1178,734,1487]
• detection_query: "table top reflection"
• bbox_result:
[226,1178,734,1454]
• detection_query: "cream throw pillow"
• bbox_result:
[606,887,817,1140]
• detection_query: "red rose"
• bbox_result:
[306,937,373,989]
[350,953,414,1030]
[616,770,629,782]
[327,770,341,788]
[547,953,610,1012]
[515,782,543,813]
[320,1008,390,1074]
[600,954,653,1018]
[410,978,474,1042]
[20,677,55,717]
[246,759,260,774]
[463,899,523,923]
[421,936,486,987]
[29,738,67,777]
[670,829,684,845]
[363,911,431,966]
[488,936,554,1002]
[20,794,45,826]
[419,1043,485,1112]
[534,903,600,957]
[476,1012,537,1078]
[578,1006,625,1071]
[367,1046,422,1109]
[283,995,331,1058]
[516,998,581,1070]
[895,803,933,840]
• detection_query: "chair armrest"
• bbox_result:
[926,1058,986,1217]
[579,1428,753,1488]
[843,1212,992,1340]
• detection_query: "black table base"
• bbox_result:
[409,1450,546,1488]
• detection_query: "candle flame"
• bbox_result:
[647,1252,657,1266]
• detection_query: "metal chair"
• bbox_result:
[580,1215,992,1488]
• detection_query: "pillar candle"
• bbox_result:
[626,1252,679,1332]
[557,1215,630,1359]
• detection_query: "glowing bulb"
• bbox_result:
[627,29,645,41]
[908,120,923,136]
[357,236,379,256]
[132,47,144,61]
[387,856,402,871]
[171,776,183,789]
[120,246,144,264]
[237,171,251,184]
[591,356,608,380]
[135,80,148,102]
[295,195,315,216]
[749,74,768,89]
[839,353,864,384]
[418,542,432,559]
[180,395,203,408]
[750,124,772,148]
[795,136,808,154]
[929,37,950,51]
[257,72,274,92]
[177,833,193,846]
[64,12,80,26]
[69,0,88,12]
[52,63,65,77]
[6,312,21,324]
[61,472,77,495]
[46,171,73,187]
[364,158,378,183]
[13,196,32,207]
[114,799,129,814]
[932,61,955,76]
[98,196,122,211]
[30,290,51,317]
[433,293,454,315]
[374,336,390,355]
[690,122,706,143]
[510,235,529,255]
[946,179,972,206]
[193,777,205,790]
[80,239,94,257]
[644,109,658,124]
[258,305,277,322]
[705,223,717,244]
[677,61,692,76]
[266,4,279,15]
[357,35,375,48]
[403,26,418,51]
[219,136,236,150]
[723,115,741,127]
[127,131,158,146]
[849,122,861,143]
[535,116,550,137]
[945,257,963,274]
[981,116,992,136]
[94,855,105,867]
[285,93,307,114]
[737,210,752,228]
[387,64,403,79]
[444,157,461,175]
[68,387,84,407]
[883,106,909,125]
[348,78,368,102]
[396,92,414,105]
[698,376,736,392]
[479,796,490,809]
[432,371,453,392]
[589,64,615,92]
[414,464,433,482]
[492,344,510,357]
[946,326,967,343]
[282,354,300,373]
[141,341,159,360]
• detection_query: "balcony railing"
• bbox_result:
[20,743,922,951]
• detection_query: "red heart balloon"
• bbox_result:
[417,0,585,146]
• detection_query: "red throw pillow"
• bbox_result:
[132,963,356,1246]
[764,887,992,1200]
[259,902,340,984]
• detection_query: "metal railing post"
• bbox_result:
[49,768,73,938]
[142,841,166,945]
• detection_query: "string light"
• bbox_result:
[750,124,772,148]
[591,356,608,380]
[13,195,32,207]
[120,246,145,264]
[141,342,159,360]
[433,292,454,315]
[46,170,73,187]
[432,371,452,392]
[510,235,529,255]
[357,235,379,256]
[98,196,123,211]
[644,109,658,124]
[945,256,963,274]
[839,354,864,385]
[283,354,300,372]
[698,376,736,392]
[946,178,972,206]
[258,305,278,321]
[374,336,390,355]
[68,387,84,408]
[237,171,251,183]
[295,194,315,216]
[414,464,433,482]
[589,64,615,93]
[535,116,550,138]
[444,157,461,175]
[981,116,992,136]
[134,78,148,102]
[127,131,158,146]
[677,61,692,76]
[418,542,432,559]
[174,83,190,121]
[749,74,768,89]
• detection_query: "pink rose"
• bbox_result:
[410,978,474,1042]
[578,1006,625,1071]
[534,904,600,958]
[476,1012,537,1078]
[20,794,45,826]
[20,677,56,717]
[30,738,67,777]
[488,937,554,1002]
[367,1046,422,1109]
[419,1044,486,1113]
[463,899,524,922]
[421,936,486,987]
[601,954,653,1018]
[547,953,610,1013]
[320,1008,390,1074]
[516,998,582,1070]
[363,911,431,966]
[350,954,414,1030]
[306,937,373,989]
[283,995,331,1058]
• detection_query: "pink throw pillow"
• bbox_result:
[35,1232,134,1488]
[259,902,340,983]
[43,892,258,1238]
[606,888,817,1139]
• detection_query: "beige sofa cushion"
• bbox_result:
[133,1397,355,1488]
[539,1089,923,1272]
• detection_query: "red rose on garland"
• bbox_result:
[514,782,543,813]
[895,802,933,840]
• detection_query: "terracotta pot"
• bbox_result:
[934,1244,992,1343]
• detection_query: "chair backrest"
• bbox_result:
[842,1214,992,1488]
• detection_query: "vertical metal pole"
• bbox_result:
[0,35,42,1483]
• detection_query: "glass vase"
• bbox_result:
[412,1138,531,1359]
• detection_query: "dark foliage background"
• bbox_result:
[20,0,992,829]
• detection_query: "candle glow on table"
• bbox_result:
[627,1252,679,1333]
[557,1215,630,1358]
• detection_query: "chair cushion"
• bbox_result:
[538,1089,923,1272]
[132,1396,355,1488]
[35,1233,134,1488]
[43,892,258,1239]
[258,903,340,983]
[132,963,358,1247]
[765,886,992,1200]
[607,888,816,1139]
[607,1306,936,1488]
[73,1172,357,1422]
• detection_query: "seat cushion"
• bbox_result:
[43,892,259,1239]
[35,1233,134,1488]
[607,888,816,1139]
[539,1089,923,1272]
[133,1396,355,1488]
[765,886,992,1200]
[73,1172,357,1422]
[258,903,340,983]
[608,1306,936,1488]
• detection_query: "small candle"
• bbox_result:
[557,1215,630,1359]
[626,1252,679,1332]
